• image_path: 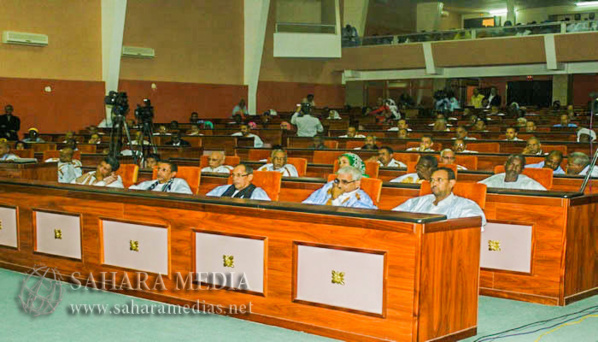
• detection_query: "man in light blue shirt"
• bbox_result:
[206,164,270,201]
[553,114,577,128]
[291,104,323,137]
[525,150,565,174]
[303,166,376,209]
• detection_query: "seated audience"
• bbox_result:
[338,153,368,177]
[45,147,82,183]
[258,149,298,177]
[525,120,537,132]
[356,135,379,150]
[165,132,191,147]
[130,131,150,146]
[15,141,26,150]
[169,121,180,130]
[325,107,341,120]
[309,135,326,149]
[440,149,467,170]
[143,154,160,169]
[232,99,248,117]
[387,119,411,132]
[553,114,577,128]
[393,167,486,225]
[390,155,437,183]
[129,161,192,194]
[522,137,544,155]
[206,164,270,200]
[472,119,488,131]
[0,141,18,161]
[375,146,406,168]
[189,112,200,124]
[339,126,366,138]
[0,104,20,140]
[187,125,203,136]
[88,133,102,144]
[22,128,45,143]
[454,126,476,140]
[407,135,434,152]
[202,151,233,174]
[231,124,264,148]
[432,118,450,132]
[62,131,75,143]
[397,128,409,139]
[72,156,123,188]
[577,128,596,142]
[452,139,476,153]
[566,152,598,177]
[302,166,376,209]
[525,150,565,174]
[479,154,546,190]
[504,127,522,141]
[290,104,324,137]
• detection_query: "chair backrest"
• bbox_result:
[326,174,383,206]
[12,149,34,158]
[393,152,420,165]
[313,150,345,164]
[115,164,139,188]
[419,181,488,209]
[248,149,271,161]
[77,144,97,153]
[227,170,282,201]
[406,141,442,151]
[323,140,338,149]
[455,155,478,170]
[31,143,57,152]
[152,166,201,194]
[543,145,567,155]
[346,140,365,150]
[199,155,240,168]
[493,165,553,189]
[407,161,457,176]
[43,150,81,161]
[468,142,500,153]
[266,157,308,177]
[332,160,380,178]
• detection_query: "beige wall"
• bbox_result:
[277,0,322,23]
[440,11,462,31]
[120,0,244,85]
[0,0,102,81]
[366,0,416,36]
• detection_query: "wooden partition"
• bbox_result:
[0,178,482,342]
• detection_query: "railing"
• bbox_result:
[276,22,336,34]
[344,20,598,48]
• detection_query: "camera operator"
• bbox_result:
[290,102,323,137]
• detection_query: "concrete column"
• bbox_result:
[506,0,516,24]
[101,0,127,122]
[343,0,369,36]
[244,0,270,115]
[345,81,366,107]
[416,2,443,32]
[552,74,571,105]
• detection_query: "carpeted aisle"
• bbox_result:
[2,268,597,341]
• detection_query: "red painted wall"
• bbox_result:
[572,74,598,107]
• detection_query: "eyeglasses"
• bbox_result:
[334,178,356,185]
[231,173,249,178]
[208,158,220,161]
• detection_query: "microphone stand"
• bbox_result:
[579,96,598,193]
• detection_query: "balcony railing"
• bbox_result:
[276,22,337,34]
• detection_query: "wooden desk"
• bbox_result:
[0,162,57,181]
[0,178,481,342]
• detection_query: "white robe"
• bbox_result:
[390,173,422,184]
[302,181,377,209]
[129,178,193,194]
[71,171,124,188]
[479,173,546,191]
[201,165,233,174]
[0,153,19,161]
[379,158,406,168]
[406,147,435,152]
[580,165,598,177]
[258,163,299,177]
[45,158,83,183]
[206,184,271,201]
[339,134,366,138]
[393,193,486,226]
[231,132,263,148]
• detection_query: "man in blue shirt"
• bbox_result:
[525,150,565,174]
[553,114,577,128]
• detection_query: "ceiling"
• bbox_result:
[440,0,578,13]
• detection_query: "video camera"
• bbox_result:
[104,91,129,116]
[135,99,154,123]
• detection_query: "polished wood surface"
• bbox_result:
[0,178,481,342]
[0,162,57,182]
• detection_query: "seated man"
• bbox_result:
[525,150,565,174]
[154,125,171,136]
[129,161,193,194]
[339,126,366,138]
[454,126,476,140]
[45,147,82,183]
[387,119,412,132]
[71,156,123,188]
[407,135,435,152]
[504,127,522,141]
[355,135,379,150]
[440,149,467,170]
[231,124,264,148]
[0,141,18,161]
[452,139,477,153]
[309,135,326,149]
[206,164,270,200]
[130,131,150,146]
[143,153,160,169]
[390,155,437,183]
[376,146,406,168]
[165,131,191,147]
[302,166,376,209]
[62,131,75,143]
[577,128,596,143]
[187,124,203,136]
[258,149,298,177]
[525,120,537,133]
[479,154,546,190]
[88,133,102,144]
[566,152,598,177]
[553,114,577,128]
[201,151,233,174]
[22,128,45,143]
[432,118,450,132]
[472,119,488,132]
[393,167,486,225]
[397,128,409,139]
[522,137,544,155]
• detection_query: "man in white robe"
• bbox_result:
[258,149,298,177]
[206,164,270,200]
[376,146,406,168]
[339,126,366,138]
[129,161,193,194]
[479,154,546,190]
[71,157,124,188]
[525,151,565,175]
[522,137,544,155]
[393,167,486,226]
[440,149,467,170]
[201,151,233,174]
[390,155,438,184]
[303,166,376,209]
[45,148,82,183]
[566,152,598,177]
[406,135,435,152]
[0,141,18,161]
[231,124,263,148]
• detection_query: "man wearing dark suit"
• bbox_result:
[165,132,190,147]
[0,105,20,140]
[487,87,502,107]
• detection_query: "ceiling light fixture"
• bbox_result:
[489,9,508,15]
[577,1,598,6]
